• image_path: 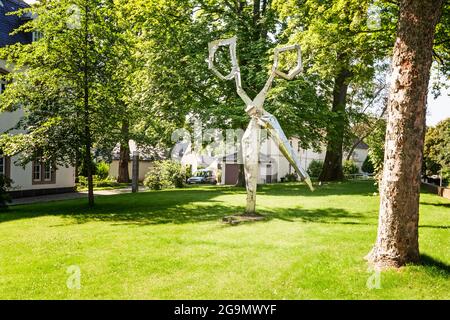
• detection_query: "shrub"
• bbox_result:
[343,160,359,175]
[307,160,323,178]
[0,175,12,211]
[144,169,163,190]
[96,162,110,180]
[283,173,298,182]
[77,175,88,188]
[77,175,119,189]
[184,165,192,182]
[366,120,386,181]
[144,160,185,190]
[94,176,119,188]
[361,156,374,174]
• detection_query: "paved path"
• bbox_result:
[10,187,139,206]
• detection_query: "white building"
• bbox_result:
[108,140,165,182]
[1,0,76,198]
[0,79,76,198]
[179,136,369,185]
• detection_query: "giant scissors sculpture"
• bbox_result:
[208,36,314,214]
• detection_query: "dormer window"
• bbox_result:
[32,31,43,42]
[0,156,5,175]
[0,79,6,94]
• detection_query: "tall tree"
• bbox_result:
[129,0,329,186]
[423,118,450,182]
[274,0,397,181]
[367,0,444,268]
[0,0,123,206]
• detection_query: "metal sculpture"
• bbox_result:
[208,36,314,214]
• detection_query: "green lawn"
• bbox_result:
[0,180,448,299]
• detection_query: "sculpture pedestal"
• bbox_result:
[222,213,266,225]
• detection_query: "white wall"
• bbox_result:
[0,109,24,134]
[1,108,76,191]
[8,156,75,190]
[181,135,370,184]
[345,148,369,171]
[109,160,153,182]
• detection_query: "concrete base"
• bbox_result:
[222,213,266,225]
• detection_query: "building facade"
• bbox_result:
[179,136,369,185]
[1,0,76,197]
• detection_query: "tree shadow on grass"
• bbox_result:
[0,186,376,227]
[420,254,450,277]
[419,225,450,230]
[0,188,243,226]
[420,202,450,209]
[257,180,377,198]
[261,206,373,226]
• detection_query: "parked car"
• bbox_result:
[187,169,217,184]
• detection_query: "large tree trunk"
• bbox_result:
[367,0,443,268]
[117,120,130,183]
[319,68,351,181]
[235,159,246,187]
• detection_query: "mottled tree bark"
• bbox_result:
[117,120,130,183]
[319,68,351,181]
[367,0,444,268]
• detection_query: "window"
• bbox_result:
[32,31,43,42]
[0,156,4,175]
[0,153,9,178]
[32,159,56,184]
[33,161,41,181]
[0,80,6,94]
[44,163,52,181]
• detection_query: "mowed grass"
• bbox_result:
[0,180,448,299]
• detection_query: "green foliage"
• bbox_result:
[77,176,88,188]
[283,173,298,182]
[79,159,97,178]
[77,175,119,190]
[95,162,110,180]
[273,0,397,179]
[307,160,324,178]
[94,177,120,188]
[144,160,185,190]
[366,120,386,179]
[184,165,192,182]
[343,160,359,175]
[431,3,450,95]
[424,118,450,181]
[0,0,128,206]
[127,0,331,153]
[274,0,397,80]
[0,175,12,211]
[361,156,374,174]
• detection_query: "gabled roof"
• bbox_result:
[354,140,369,150]
[111,140,167,161]
[0,0,32,48]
